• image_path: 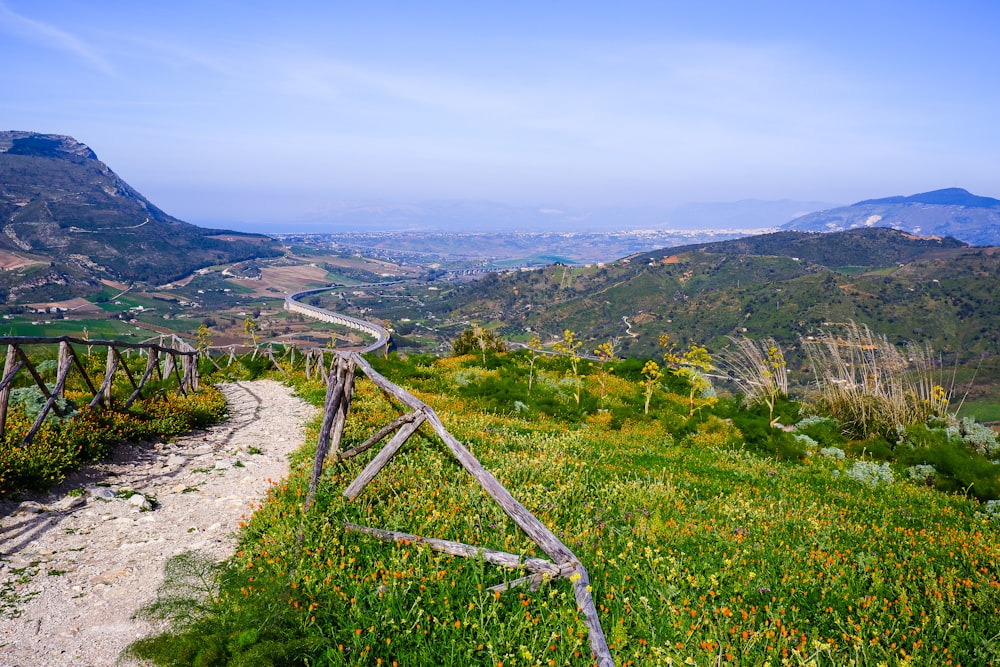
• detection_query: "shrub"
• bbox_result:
[451,325,507,358]
[907,464,937,486]
[792,433,818,450]
[794,415,844,447]
[897,427,1000,501]
[9,386,78,423]
[840,461,894,488]
[956,417,999,457]
[717,401,806,460]
[845,436,896,461]
[0,387,226,494]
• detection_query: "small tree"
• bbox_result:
[661,334,715,416]
[451,325,507,359]
[641,360,662,415]
[196,323,213,355]
[553,329,583,405]
[243,316,260,351]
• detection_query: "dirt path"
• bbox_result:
[0,379,316,666]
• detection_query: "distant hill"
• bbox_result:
[644,227,968,267]
[0,131,281,301]
[782,188,1000,246]
[362,228,1000,397]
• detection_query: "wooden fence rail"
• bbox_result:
[0,334,198,446]
[305,351,616,667]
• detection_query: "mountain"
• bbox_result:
[0,131,281,299]
[781,188,1000,246]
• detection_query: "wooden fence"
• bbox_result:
[0,334,198,446]
[305,351,615,667]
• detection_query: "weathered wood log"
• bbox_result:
[343,412,425,500]
[181,354,192,393]
[351,354,577,564]
[202,348,225,371]
[57,342,69,399]
[162,352,176,386]
[338,411,421,462]
[487,573,545,593]
[0,345,18,440]
[304,360,349,508]
[168,353,187,395]
[125,347,159,408]
[91,347,119,410]
[328,356,356,460]
[22,352,74,447]
[153,347,165,382]
[0,348,22,394]
[343,523,562,577]
[267,346,289,377]
[570,564,614,667]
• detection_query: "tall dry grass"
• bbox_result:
[801,322,949,440]
[719,335,788,426]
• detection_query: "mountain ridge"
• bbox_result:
[0,131,281,302]
[781,187,1000,245]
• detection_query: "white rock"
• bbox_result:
[52,495,86,511]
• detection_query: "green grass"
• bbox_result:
[958,398,1000,422]
[0,316,138,338]
[127,353,1000,667]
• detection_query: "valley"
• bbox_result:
[5,227,998,418]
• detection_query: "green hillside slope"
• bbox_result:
[0,131,281,294]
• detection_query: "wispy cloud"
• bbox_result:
[0,1,113,74]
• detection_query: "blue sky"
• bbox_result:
[2,1,998,227]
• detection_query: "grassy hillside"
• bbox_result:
[345,230,999,402]
[129,351,1000,666]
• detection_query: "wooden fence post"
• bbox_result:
[328,356,356,460]
[0,344,17,441]
[163,351,175,379]
[22,348,74,447]
[305,356,350,507]
[91,346,118,409]
[57,341,69,398]
[126,347,159,408]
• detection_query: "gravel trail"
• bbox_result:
[0,379,316,666]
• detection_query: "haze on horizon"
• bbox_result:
[2,1,998,231]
